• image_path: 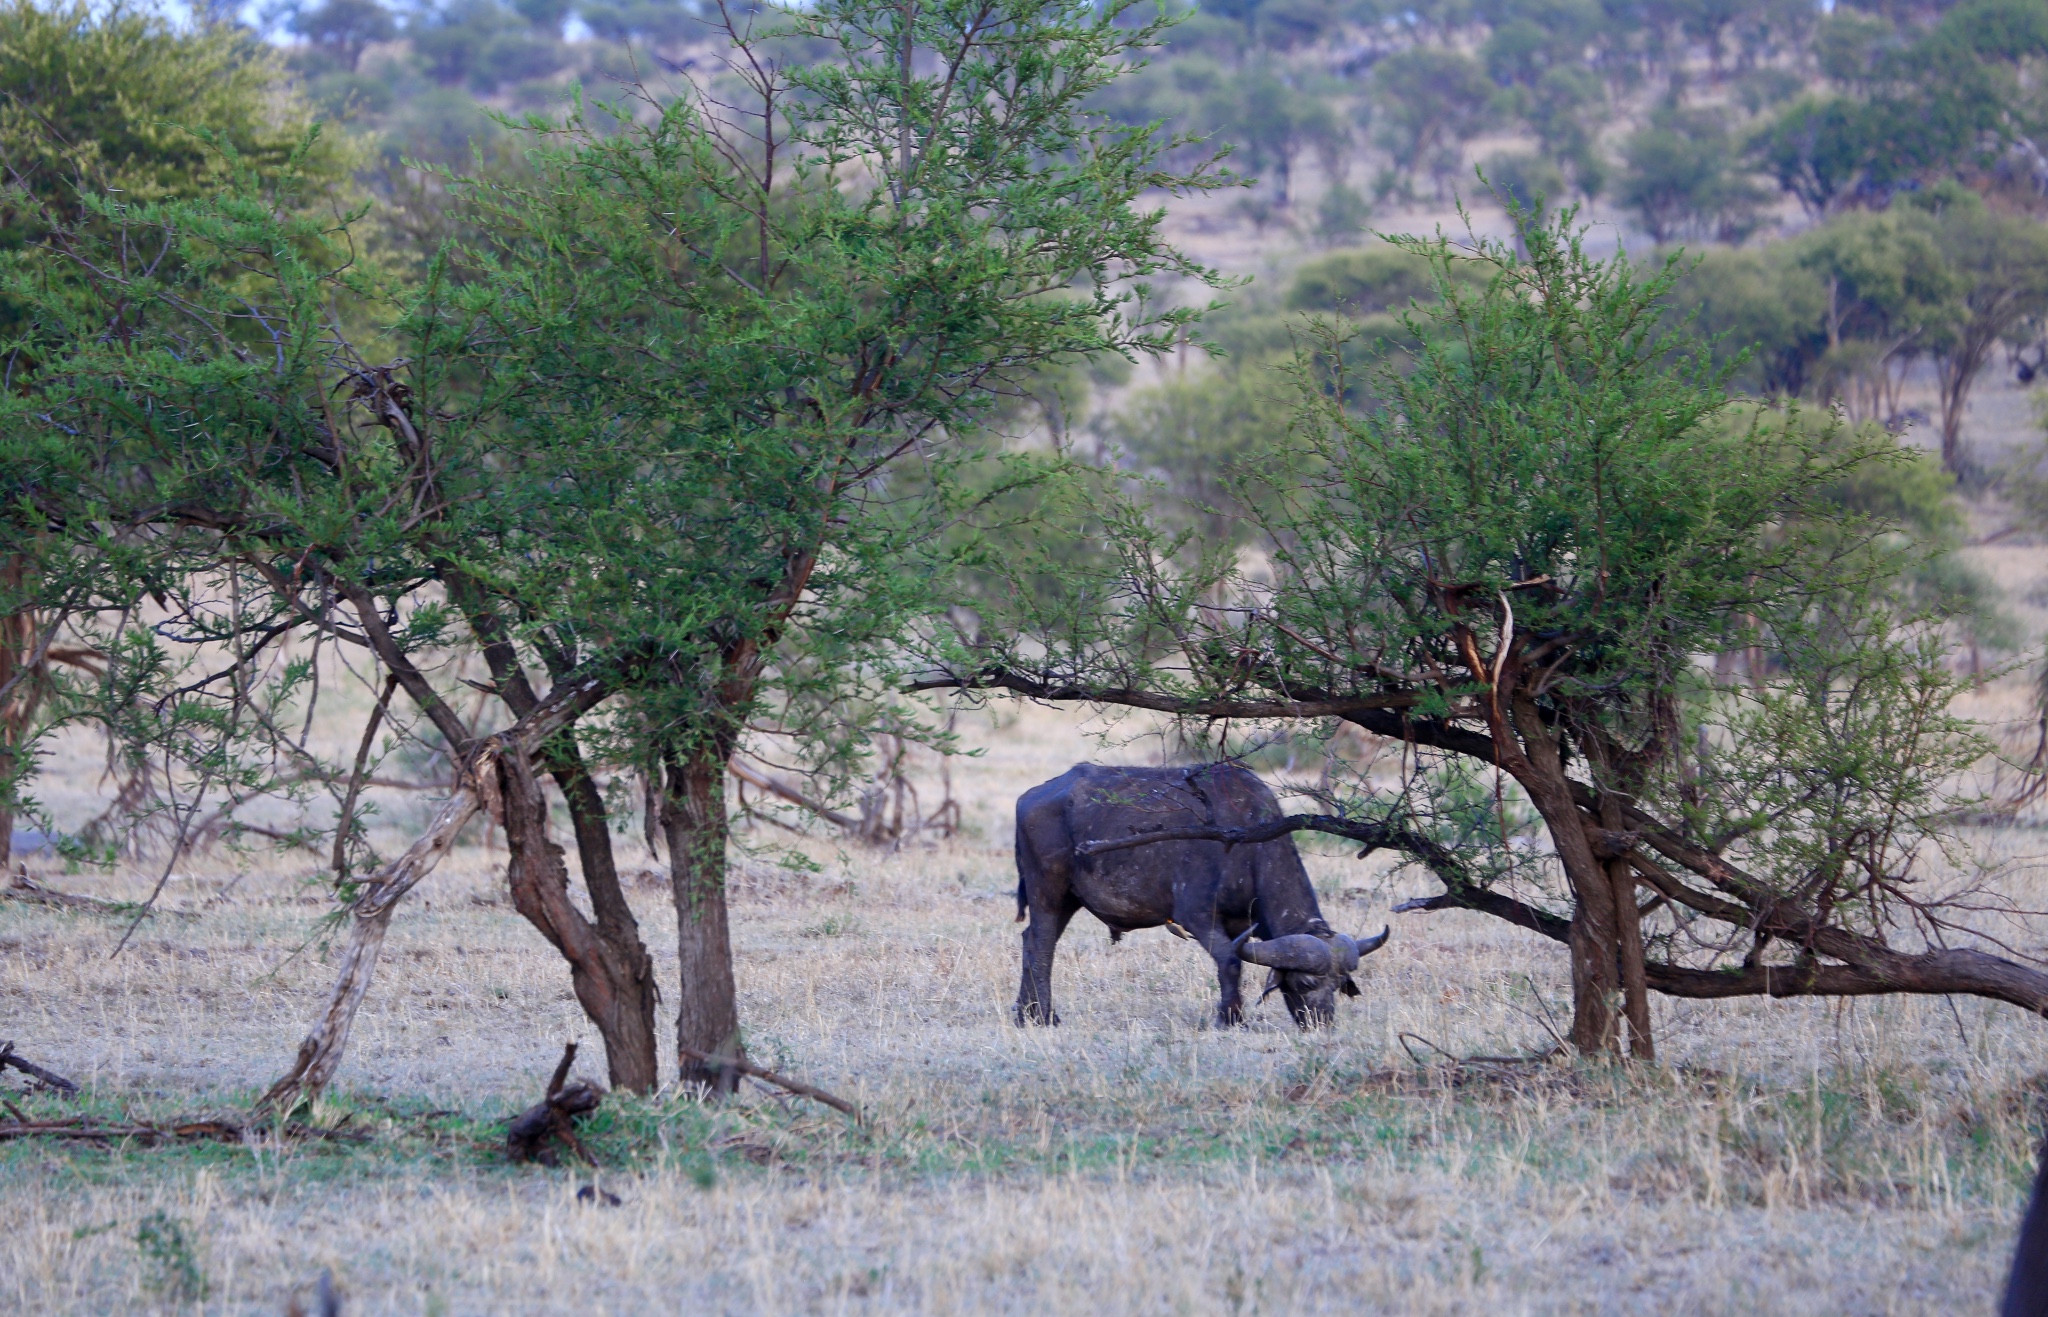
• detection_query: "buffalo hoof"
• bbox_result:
[1215,1005,1245,1028]
[1014,1006,1061,1026]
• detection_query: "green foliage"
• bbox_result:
[1313,181,1372,247]
[1283,240,1489,359]
[1261,223,1852,727]
[964,209,1882,738]
[1285,242,1485,318]
[1369,48,1496,199]
[1680,611,1994,945]
[1109,371,1298,542]
[1663,245,1829,395]
[1752,0,2048,206]
[1616,104,1769,244]
[0,0,354,253]
[1479,151,1566,219]
[2,0,1225,853]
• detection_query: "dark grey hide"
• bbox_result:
[2005,1135,2048,1316]
[1013,763,1388,1028]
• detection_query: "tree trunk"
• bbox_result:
[1509,694,1622,1055]
[258,672,610,1115]
[498,749,661,1094]
[553,759,659,1091]
[1938,341,1988,477]
[662,742,744,1094]
[258,787,482,1115]
[1940,363,1966,475]
[1599,788,1654,1060]
[447,577,661,1093]
[1,583,43,874]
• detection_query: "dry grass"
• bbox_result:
[3,696,2047,1316]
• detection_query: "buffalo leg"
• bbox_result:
[1017,902,1078,1025]
[1179,906,1246,1028]
[1210,948,1246,1027]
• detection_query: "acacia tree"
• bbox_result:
[1908,197,2048,475]
[923,211,2048,1058]
[0,152,666,1102]
[442,0,1223,1090]
[0,0,353,870]
[5,0,1222,1099]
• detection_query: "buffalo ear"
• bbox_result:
[1339,974,1361,998]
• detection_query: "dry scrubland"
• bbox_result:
[8,365,2048,1312]
[4,669,2048,1317]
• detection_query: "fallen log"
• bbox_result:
[505,1042,604,1166]
[0,1040,79,1095]
[2,866,117,912]
[0,1111,370,1146]
[676,1044,865,1125]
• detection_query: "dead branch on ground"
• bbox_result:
[505,1042,604,1166]
[0,1040,78,1094]
[2,866,117,913]
[0,1111,370,1145]
[675,1044,865,1125]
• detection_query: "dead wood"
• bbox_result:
[729,759,860,830]
[731,742,960,847]
[0,1111,370,1146]
[3,866,116,912]
[0,1040,78,1095]
[255,785,485,1117]
[505,1042,605,1166]
[675,1044,866,1125]
[258,671,610,1117]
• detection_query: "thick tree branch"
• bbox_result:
[1093,812,2048,1017]
[257,666,612,1114]
[908,666,1417,720]
[333,578,474,751]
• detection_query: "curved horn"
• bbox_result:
[1234,933,1336,973]
[1228,926,1256,956]
[1330,926,1391,973]
[1350,926,1391,957]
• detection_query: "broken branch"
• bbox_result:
[675,1045,865,1125]
[506,1042,604,1166]
[0,1041,79,1095]
[3,867,117,912]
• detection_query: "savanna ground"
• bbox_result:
[5,674,2048,1316]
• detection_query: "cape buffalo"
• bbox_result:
[1014,763,1388,1028]
[2005,1135,2048,1315]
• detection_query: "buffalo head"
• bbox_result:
[1230,926,1389,1028]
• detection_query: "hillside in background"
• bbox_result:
[260,0,2048,467]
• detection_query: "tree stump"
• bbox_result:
[506,1042,604,1166]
